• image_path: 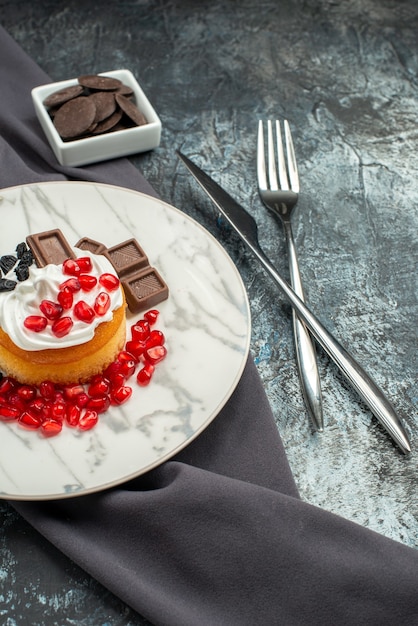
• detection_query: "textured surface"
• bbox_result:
[0,0,417,623]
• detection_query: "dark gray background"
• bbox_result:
[0,1,417,623]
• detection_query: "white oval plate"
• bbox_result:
[0,181,250,500]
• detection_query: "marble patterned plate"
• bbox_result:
[0,181,250,500]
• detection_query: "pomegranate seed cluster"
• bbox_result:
[23,256,120,337]
[0,309,167,436]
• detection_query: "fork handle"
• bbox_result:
[248,239,411,454]
[283,221,324,431]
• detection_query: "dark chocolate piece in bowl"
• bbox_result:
[115,94,147,126]
[88,91,117,123]
[53,96,97,139]
[116,84,134,97]
[92,110,123,135]
[77,74,122,91]
[43,84,84,108]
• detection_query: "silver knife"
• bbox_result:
[177,150,411,454]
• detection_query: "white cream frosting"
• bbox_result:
[0,250,123,351]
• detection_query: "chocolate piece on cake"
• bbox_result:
[75,235,169,314]
[75,237,107,255]
[27,229,76,267]
[122,267,169,313]
[104,238,149,279]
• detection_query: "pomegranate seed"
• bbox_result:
[24,315,48,332]
[104,362,124,385]
[99,273,120,291]
[144,309,159,325]
[78,409,98,430]
[119,358,136,379]
[79,274,97,291]
[110,385,132,405]
[74,392,89,408]
[51,401,66,421]
[59,277,80,293]
[58,287,73,309]
[40,381,56,400]
[94,292,110,316]
[145,330,165,349]
[52,316,73,338]
[62,258,81,276]
[66,404,81,427]
[63,384,84,400]
[0,378,16,394]
[87,395,110,413]
[136,363,155,386]
[118,350,135,363]
[74,301,95,323]
[131,320,150,341]
[41,401,52,420]
[17,385,37,402]
[19,411,41,429]
[39,300,63,321]
[104,360,122,377]
[0,404,20,420]
[76,257,93,272]
[28,398,45,415]
[89,373,109,385]
[109,372,126,388]
[143,345,167,365]
[123,349,139,364]
[8,394,25,411]
[41,419,62,436]
[54,390,65,403]
[125,339,146,359]
[88,378,110,397]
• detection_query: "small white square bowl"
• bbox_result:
[31,69,162,167]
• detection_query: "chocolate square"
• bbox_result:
[122,267,169,313]
[104,238,148,279]
[75,237,107,255]
[26,229,76,267]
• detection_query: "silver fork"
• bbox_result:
[257,119,323,431]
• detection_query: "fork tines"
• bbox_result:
[257,120,300,194]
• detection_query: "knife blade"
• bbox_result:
[177,150,411,454]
